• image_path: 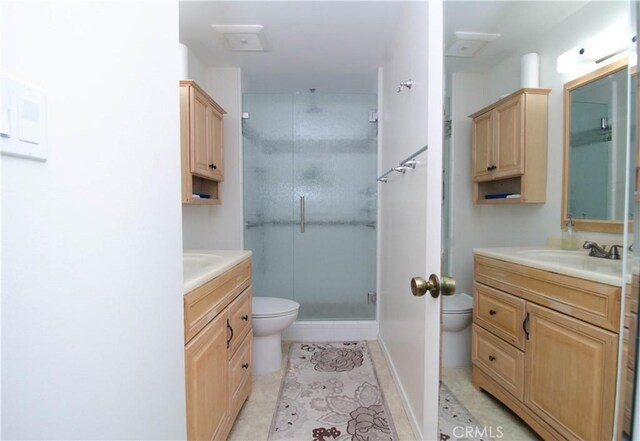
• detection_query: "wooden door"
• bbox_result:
[493,94,524,179]
[190,88,214,179]
[185,311,230,441]
[208,108,224,182]
[524,303,617,441]
[472,111,494,182]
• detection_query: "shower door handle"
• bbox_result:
[300,195,305,233]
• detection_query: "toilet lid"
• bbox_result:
[253,297,300,318]
[443,293,473,314]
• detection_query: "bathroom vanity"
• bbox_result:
[472,247,624,441]
[182,250,253,441]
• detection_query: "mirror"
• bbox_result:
[562,59,630,233]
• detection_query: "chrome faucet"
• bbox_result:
[582,241,623,260]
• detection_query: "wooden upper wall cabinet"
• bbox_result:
[470,88,550,204]
[180,80,226,205]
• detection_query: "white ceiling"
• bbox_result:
[180,1,606,93]
[444,1,590,73]
[179,1,405,93]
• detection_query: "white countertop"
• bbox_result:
[183,249,252,294]
[473,246,629,287]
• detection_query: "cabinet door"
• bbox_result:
[190,88,214,179]
[524,303,617,441]
[208,107,224,182]
[493,95,524,179]
[185,312,230,441]
[471,111,493,182]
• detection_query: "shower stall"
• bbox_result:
[243,92,377,321]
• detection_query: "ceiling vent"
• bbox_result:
[446,31,500,58]
[211,25,268,52]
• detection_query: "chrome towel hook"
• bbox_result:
[397,79,413,93]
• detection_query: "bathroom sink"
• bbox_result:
[474,246,626,286]
[182,250,252,294]
[183,253,224,281]
[513,248,624,278]
[515,249,588,265]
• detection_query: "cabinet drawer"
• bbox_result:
[229,331,252,417]
[475,256,620,331]
[472,325,524,401]
[184,259,251,343]
[474,283,526,350]
[229,287,252,357]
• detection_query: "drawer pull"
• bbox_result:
[489,309,497,316]
[227,320,234,348]
[488,355,496,362]
[242,363,249,369]
[241,314,249,321]
[523,312,530,340]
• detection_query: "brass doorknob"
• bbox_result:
[411,274,456,298]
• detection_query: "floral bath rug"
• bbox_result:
[268,341,397,441]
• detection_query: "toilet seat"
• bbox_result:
[253,297,300,318]
[442,293,473,314]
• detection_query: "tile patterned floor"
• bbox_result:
[441,367,541,441]
[228,343,539,441]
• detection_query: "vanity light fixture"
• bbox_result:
[557,19,628,74]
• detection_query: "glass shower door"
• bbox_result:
[243,92,377,321]
[292,93,377,320]
[243,94,294,301]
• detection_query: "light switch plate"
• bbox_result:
[1,75,48,161]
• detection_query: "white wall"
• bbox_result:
[449,1,628,296]
[180,48,244,250]
[2,2,186,439]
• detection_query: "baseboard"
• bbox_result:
[282,320,379,341]
[378,336,423,440]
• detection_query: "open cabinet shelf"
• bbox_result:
[180,80,225,205]
[470,88,550,204]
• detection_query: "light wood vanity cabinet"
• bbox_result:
[470,88,550,204]
[180,80,226,205]
[472,255,621,441]
[184,258,252,441]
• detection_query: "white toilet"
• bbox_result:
[442,293,474,368]
[252,297,300,375]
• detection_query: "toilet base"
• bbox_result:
[442,324,472,368]
[252,333,283,375]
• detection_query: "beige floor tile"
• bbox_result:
[441,367,541,441]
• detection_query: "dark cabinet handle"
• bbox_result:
[208,163,218,170]
[241,315,249,321]
[488,355,496,362]
[242,363,249,369]
[489,309,497,316]
[523,312,530,340]
[487,166,492,171]
[226,319,234,348]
